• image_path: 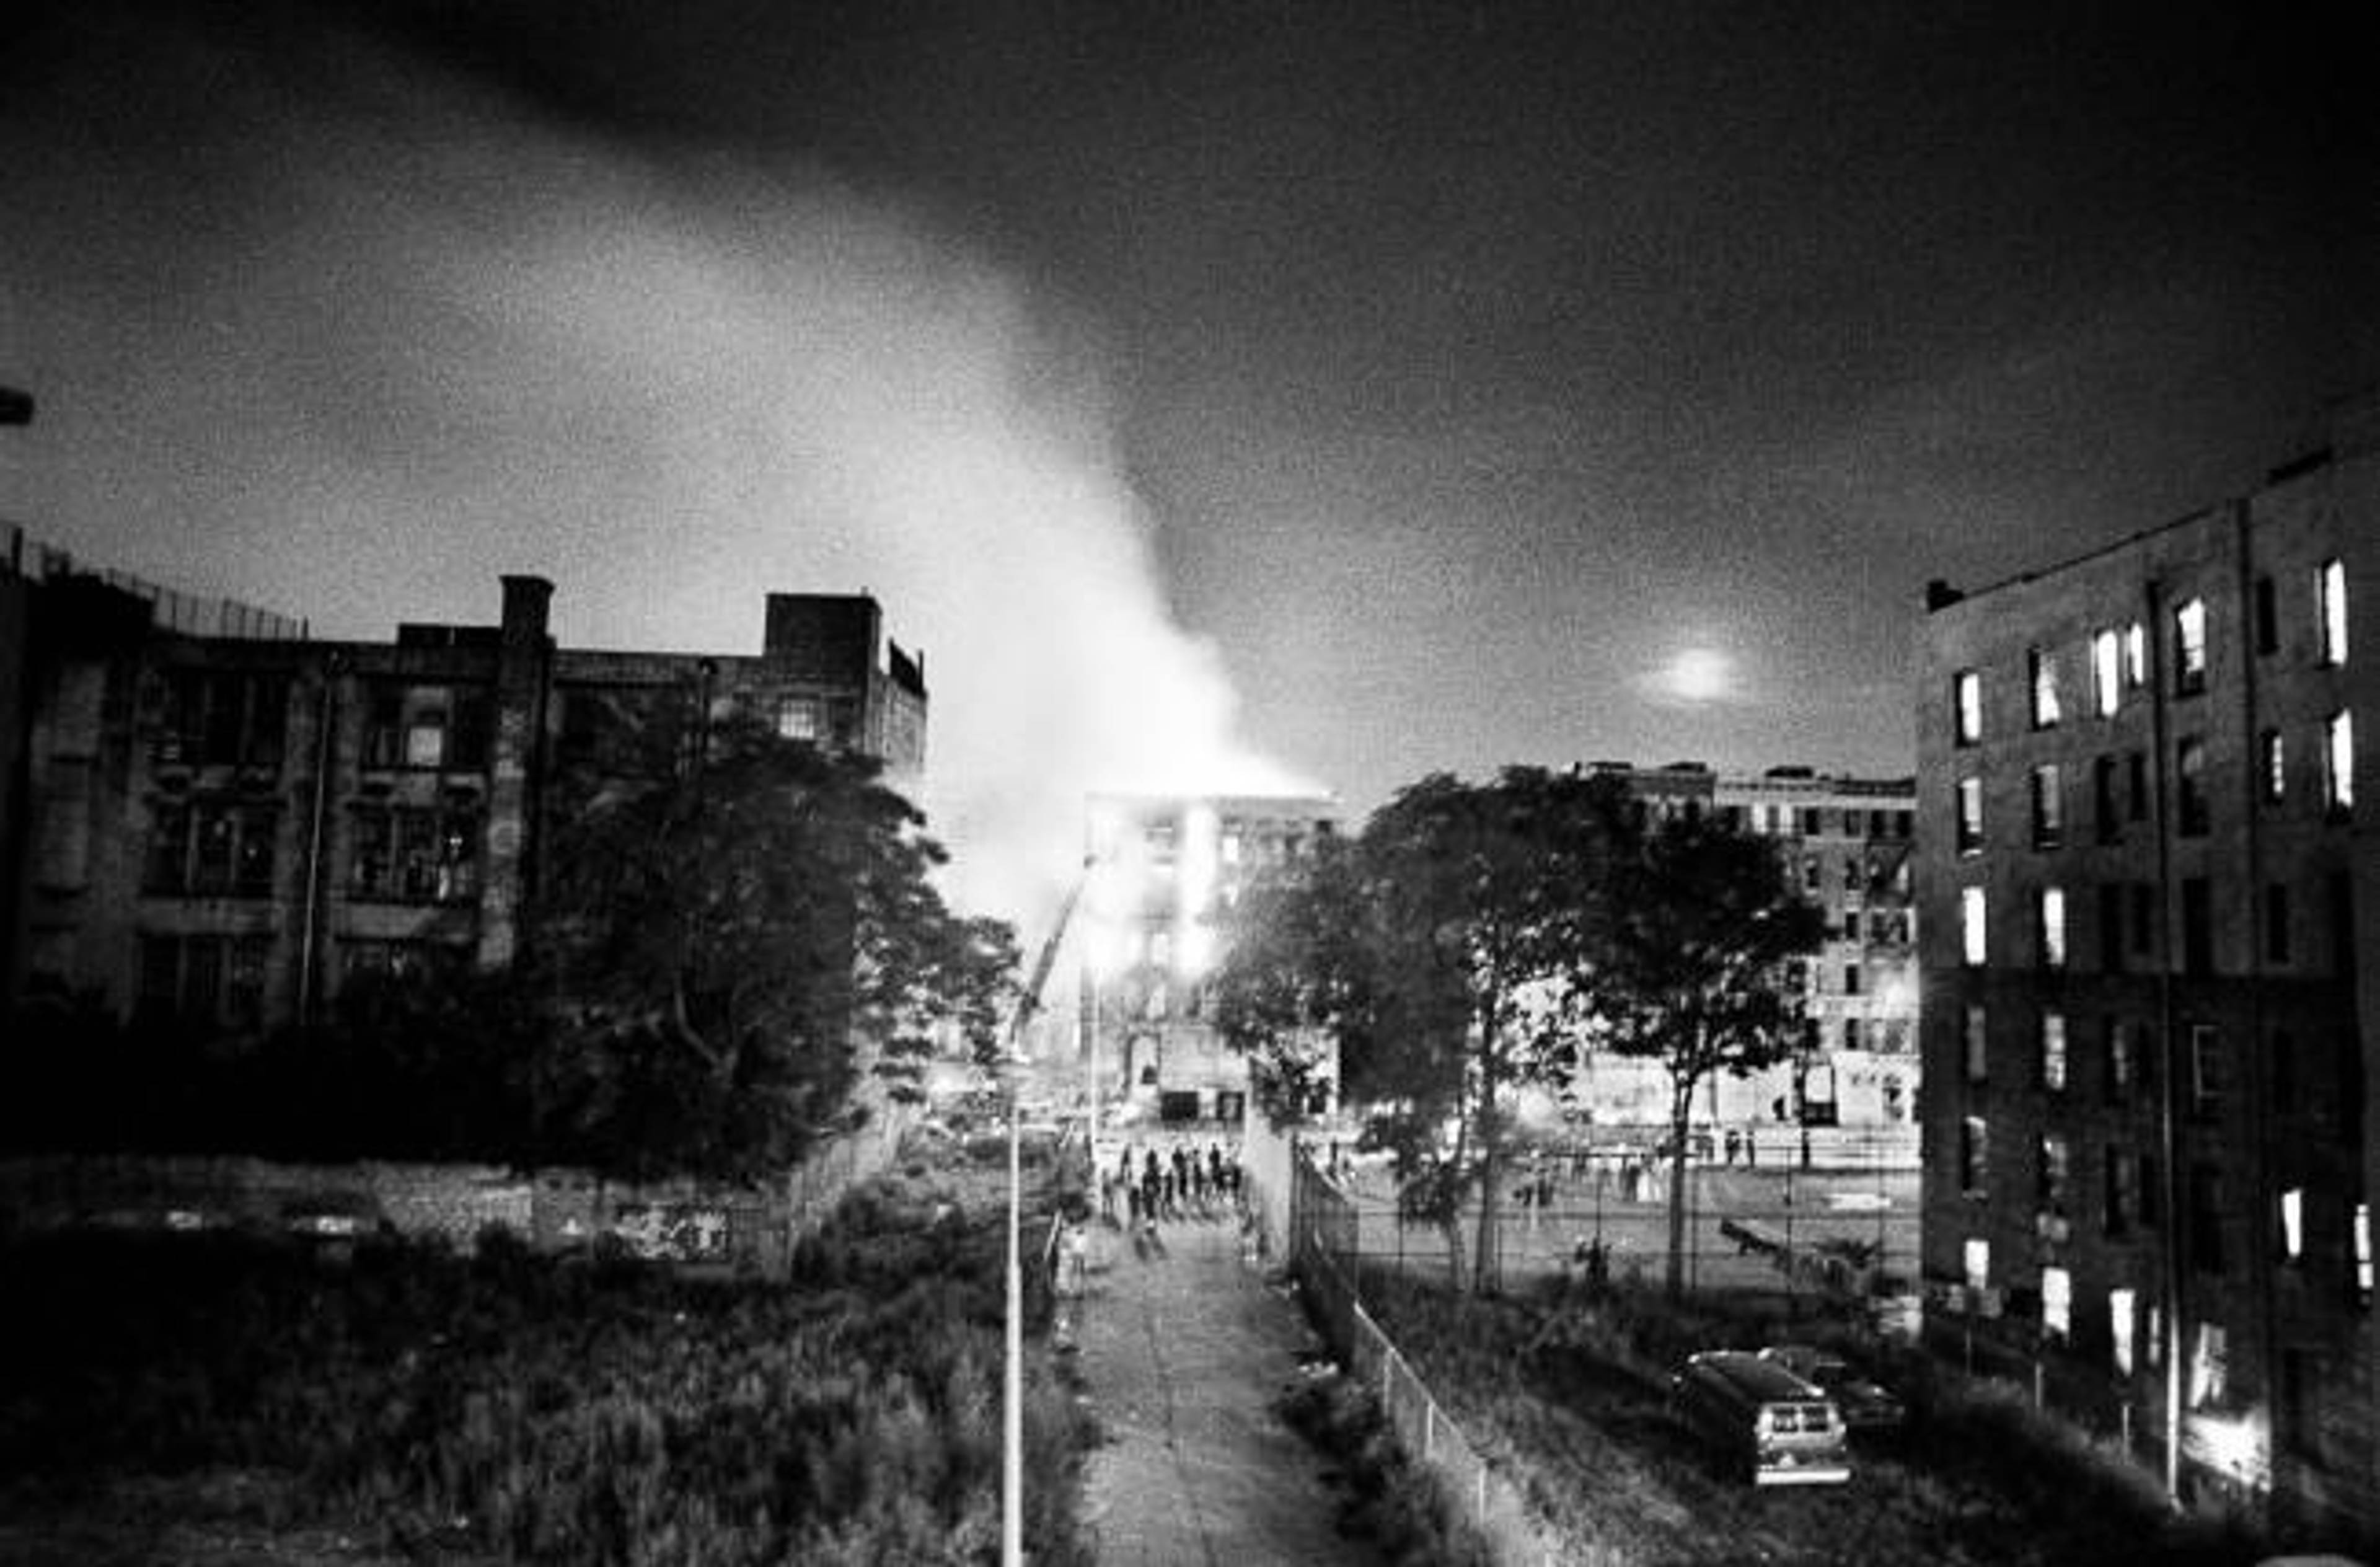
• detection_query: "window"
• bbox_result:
[1955,777,1983,855]
[2182,878,2213,974]
[2097,885,2125,973]
[2104,1017,2133,1102]
[2254,575,2279,655]
[2091,629,2123,717]
[2029,765,2063,849]
[2280,1187,2305,1263]
[2190,1167,2226,1276]
[2130,882,2156,960]
[404,704,449,769]
[2040,1011,2068,1091]
[134,934,271,1029]
[2038,887,2067,969]
[2042,1266,2073,1343]
[144,801,277,898]
[2110,1287,2138,1377]
[1963,1236,1991,1292]
[1954,669,1983,744]
[2127,751,2149,821]
[349,804,482,903]
[2173,597,2208,695]
[2190,1320,2228,1406]
[2093,757,2120,844]
[2356,1202,2373,1311]
[1963,1004,1988,1083]
[2124,622,2148,687]
[2188,1025,2223,1120]
[2040,1133,2071,1217]
[2270,1028,2297,1115]
[1960,886,1986,966]
[1960,1118,1990,1196]
[365,684,488,771]
[2029,648,2061,728]
[775,695,824,741]
[2261,729,2286,803]
[1843,963,1862,995]
[1843,1017,1862,1051]
[2324,710,2356,813]
[2177,737,2210,835]
[2141,1151,2164,1229]
[2265,885,2292,964]
[2105,1145,2136,1236]
[154,671,291,770]
[2317,558,2348,666]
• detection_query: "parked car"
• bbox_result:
[1757,1344,1906,1431]
[1668,1350,1853,1486]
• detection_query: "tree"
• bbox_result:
[1214,767,1628,1292]
[527,717,1017,1183]
[1585,810,1823,1298]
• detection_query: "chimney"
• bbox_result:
[500,574,553,647]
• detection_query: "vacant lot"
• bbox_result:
[1361,1274,2270,1567]
[0,1144,1088,1566]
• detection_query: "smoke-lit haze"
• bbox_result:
[1,14,1309,929]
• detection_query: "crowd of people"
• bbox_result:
[1099,1141,1245,1230]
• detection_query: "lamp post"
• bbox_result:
[1003,1041,1024,1567]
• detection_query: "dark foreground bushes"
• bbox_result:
[0,1164,1092,1566]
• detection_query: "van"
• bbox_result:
[1668,1350,1853,1486]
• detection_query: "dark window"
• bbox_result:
[145,801,191,893]
[2104,1017,2133,1103]
[2130,883,2157,960]
[2270,1029,2296,1116]
[2040,1133,2071,1217]
[2188,1025,2223,1120]
[349,805,481,904]
[2127,752,2149,821]
[2189,1164,2225,1274]
[1960,1116,1989,1196]
[155,671,289,770]
[1843,963,1861,995]
[2177,738,2210,836]
[2104,1144,2135,1236]
[2182,880,2213,975]
[144,801,275,899]
[2330,872,2358,975]
[2098,885,2125,973]
[2094,756,2121,844]
[2265,885,2292,965]
[2030,764,2063,849]
[2254,575,2278,655]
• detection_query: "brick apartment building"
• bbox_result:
[1,557,927,1036]
[1916,391,2376,1530]
[1566,762,1919,1137]
[1079,792,1341,1128]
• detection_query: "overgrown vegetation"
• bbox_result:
[0,1157,1092,1565]
[1274,1368,1492,1567]
[1351,1270,2272,1566]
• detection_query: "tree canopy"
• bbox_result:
[527,718,1018,1182]
[1214,766,1819,1296]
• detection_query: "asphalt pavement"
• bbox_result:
[1067,1208,1384,1567]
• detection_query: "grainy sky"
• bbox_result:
[2,0,2371,920]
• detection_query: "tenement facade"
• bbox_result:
[1079,793,1341,1127]
[1566,762,1919,1136]
[3,568,927,1035]
[1917,392,2376,1532]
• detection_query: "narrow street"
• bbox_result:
[1069,1212,1383,1567]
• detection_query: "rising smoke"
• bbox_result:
[1,8,1310,934]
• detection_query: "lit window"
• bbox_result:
[1955,777,1983,855]
[2030,648,2061,728]
[2040,1011,2068,1091]
[1954,669,1983,744]
[2281,1187,2304,1262]
[2317,559,2348,666]
[2325,710,2356,812]
[775,696,823,741]
[2110,1287,2138,1376]
[2038,887,2067,969]
[2040,1132,2070,1216]
[2124,623,2147,687]
[1963,1236,1990,1292]
[1961,886,1987,966]
[1960,1117,1990,1195]
[2092,629,2123,717]
[2043,1266,2072,1343]
[1963,1003,1988,1082]
[2357,1202,2373,1309]
[2190,1321,2228,1408]
[2174,598,2208,695]
[2261,730,2285,803]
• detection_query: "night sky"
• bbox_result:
[3,0,2372,922]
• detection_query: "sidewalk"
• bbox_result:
[1068,1213,1382,1567]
